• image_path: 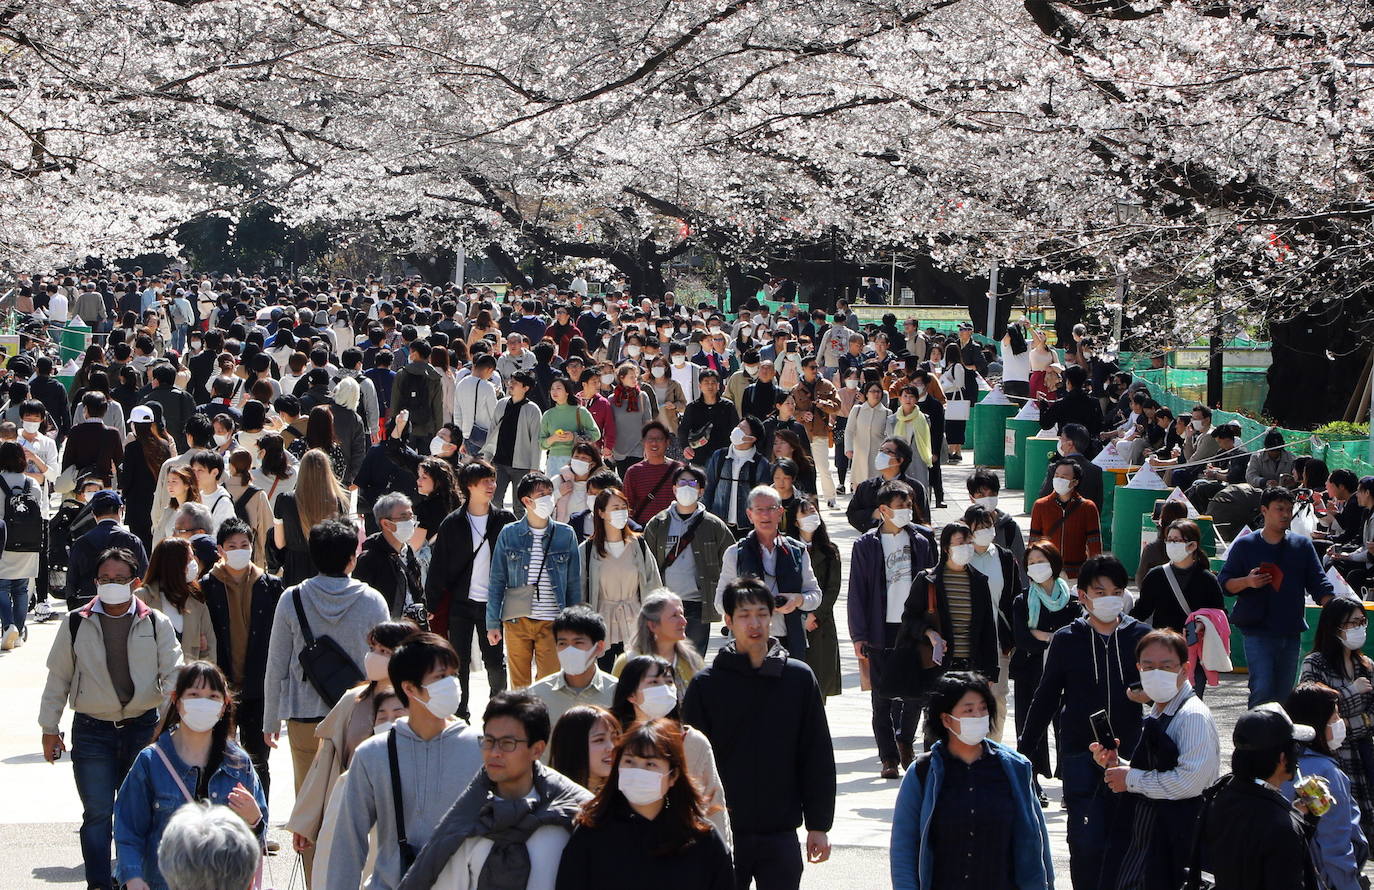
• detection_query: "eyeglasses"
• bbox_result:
[479,736,530,752]
[1341,620,1368,630]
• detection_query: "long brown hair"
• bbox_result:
[134,418,173,478]
[575,718,713,854]
[145,537,203,614]
[549,705,622,791]
[305,405,337,450]
[591,487,640,558]
[295,448,348,532]
[167,466,201,506]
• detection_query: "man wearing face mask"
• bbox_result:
[966,468,1026,561]
[724,349,762,410]
[202,518,285,796]
[528,606,617,745]
[325,633,484,890]
[1036,423,1105,509]
[643,466,735,657]
[38,547,183,890]
[1088,629,1220,890]
[352,493,425,618]
[487,472,583,690]
[1018,556,1151,890]
[66,490,150,609]
[848,481,934,777]
[703,418,773,539]
[1031,459,1103,580]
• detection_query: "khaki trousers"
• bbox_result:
[504,617,559,689]
[288,718,323,885]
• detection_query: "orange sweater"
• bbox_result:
[1029,494,1102,578]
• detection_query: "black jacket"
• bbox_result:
[678,398,740,459]
[30,375,71,437]
[1194,775,1320,890]
[139,386,196,443]
[1038,388,1104,438]
[556,805,734,890]
[202,568,285,700]
[423,505,517,613]
[66,519,149,608]
[351,532,423,617]
[681,639,836,835]
[1037,451,1105,509]
[1131,563,1225,634]
[846,472,931,532]
[903,564,1004,681]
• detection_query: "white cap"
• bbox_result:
[129,405,155,424]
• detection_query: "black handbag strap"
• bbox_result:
[291,588,316,648]
[387,728,417,872]
[662,511,705,570]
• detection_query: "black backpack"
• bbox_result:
[0,475,45,552]
[397,367,432,429]
[232,485,261,524]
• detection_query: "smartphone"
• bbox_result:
[1089,709,1117,750]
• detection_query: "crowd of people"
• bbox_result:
[4,268,1373,890]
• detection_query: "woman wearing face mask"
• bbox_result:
[834,368,863,493]
[113,662,267,890]
[554,443,604,523]
[608,658,731,848]
[1009,541,1081,801]
[647,355,688,460]
[797,497,842,699]
[961,505,1022,741]
[541,377,601,476]
[556,718,734,890]
[221,450,272,568]
[210,414,238,457]
[1133,519,1226,695]
[612,590,705,685]
[550,705,622,795]
[902,522,1003,687]
[1299,595,1374,841]
[285,621,418,862]
[845,381,894,486]
[890,672,1052,890]
[609,364,659,478]
[120,410,173,551]
[580,488,664,671]
[388,410,466,476]
[845,437,932,535]
[141,538,217,661]
[1282,682,1369,890]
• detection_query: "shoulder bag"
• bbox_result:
[500,531,548,621]
[292,588,365,706]
[388,728,418,876]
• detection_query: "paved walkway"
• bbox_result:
[0,459,1259,888]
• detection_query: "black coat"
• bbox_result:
[351,532,423,617]
[202,568,285,700]
[1196,775,1320,890]
[903,563,1003,681]
[681,639,836,836]
[423,505,517,613]
[846,472,931,532]
[555,806,734,890]
[30,375,72,437]
[1038,388,1104,438]
[66,519,149,608]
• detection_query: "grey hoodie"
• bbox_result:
[262,574,390,728]
[325,717,484,890]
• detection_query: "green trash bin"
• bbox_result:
[59,319,90,365]
[1005,418,1041,491]
[971,402,1018,468]
[965,387,992,445]
[1195,516,1216,556]
[1022,437,1061,515]
[1112,485,1168,576]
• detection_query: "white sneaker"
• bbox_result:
[13,628,24,647]
[1,625,17,651]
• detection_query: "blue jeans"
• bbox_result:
[71,709,158,890]
[683,600,711,658]
[170,323,188,353]
[0,577,30,632]
[1243,632,1302,708]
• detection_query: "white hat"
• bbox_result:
[129,405,155,424]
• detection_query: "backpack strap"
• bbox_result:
[234,485,260,516]
[291,588,316,647]
[68,611,82,649]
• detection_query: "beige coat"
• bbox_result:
[284,684,378,841]
[144,583,218,663]
[649,379,688,433]
[39,597,183,734]
[224,474,273,567]
[683,726,732,847]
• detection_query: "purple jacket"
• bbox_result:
[847,525,934,646]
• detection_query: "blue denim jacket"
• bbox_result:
[114,731,267,890]
[485,518,583,630]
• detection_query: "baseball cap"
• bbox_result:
[957,322,973,331]
[1233,702,1315,750]
[89,490,125,514]
[128,405,155,424]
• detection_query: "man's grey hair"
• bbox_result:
[175,502,213,534]
[373,492,412,523]
[158,802,260,890]
[747,485,782,509]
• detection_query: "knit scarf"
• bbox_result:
[1027,577,1072,628]
[892,407,924,441]
[476,795,544,890]
[611,383,641,412]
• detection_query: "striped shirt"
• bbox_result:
[944,568,974,659]
[527,526,560,620]
[1124,684,1220,800]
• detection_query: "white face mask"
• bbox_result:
[373,720,396,736]
[213,433,230,446]
[429,436,450,456]
[730,427,749,446]
[671,356,686,367]
[744,364,759,376]
[950,714,989,746]
[888,507,913,528]
[21,420,39,434]
[1027,562,1055,584]
[626,346,642,358]
[1165,541,1192,564]
[179,697,224,733]
[557,644,597,677]
[949,543,975,566]
[1191,419,1204,431]
[974,495,998,512]
[873,452,893,471]
[418,676,460,718]
[618,766,668,806]
[96,582,133,606]
[674,485,699,508]
[799,513,821,533]
[650,366,666,378]
[973,528,996,548]
[1330,717,1348,749]
[1052,477,1073,497]
[224,548,253,571]
[845,379,858,389]
[606,540,628,558]
[1140,668,1180,703]
[1090,595,1126,623]
[1343,626,1367,650]
[600,374,615,386]
[392,518,419,541]
[185,559,201,583]
[364,651,391,682]
[530,495,556,520]
[608,509,629,530]
[569,458,592,477]
[639,684,678,719]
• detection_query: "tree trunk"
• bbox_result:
[483,243,526,287]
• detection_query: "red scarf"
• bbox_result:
[611,384,641,412]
